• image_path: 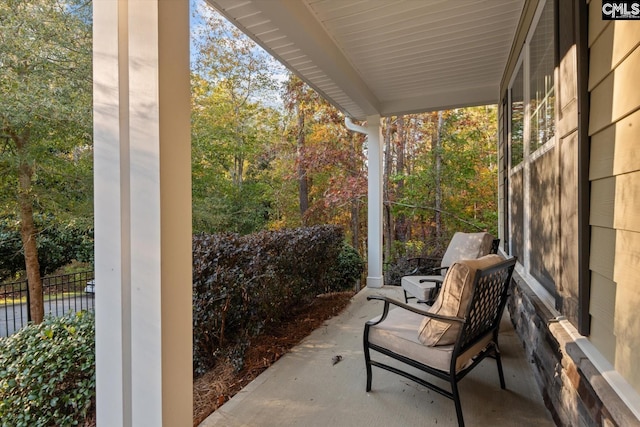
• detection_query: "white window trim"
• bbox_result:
[514,262,557,311]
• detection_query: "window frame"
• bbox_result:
[507,0,558,304]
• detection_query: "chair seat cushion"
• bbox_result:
[368,306,492,372]
[418,254,504,346]
[401,275,443,301]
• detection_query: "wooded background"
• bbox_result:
[1,1,499,320]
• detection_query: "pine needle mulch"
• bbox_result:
[193,291,355,426]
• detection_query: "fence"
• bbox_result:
[0,271,94,338]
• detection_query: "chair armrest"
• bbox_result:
[365,295,465,327]
[419,277,443,284]
[427,265,449,274]
[406,256,441,264]
[405,256,442,275]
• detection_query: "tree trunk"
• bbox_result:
[350,198,360,291]
[383,117,393,262]
[350,199,359,249]
[15,132,44,323]
[296,105,309,222]
[394,115,407,243]
[233,150,244,187]
[434,111,444,248]
[233,104,244,187]
[349,133,361,252]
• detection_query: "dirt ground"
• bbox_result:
[192,291,355,426]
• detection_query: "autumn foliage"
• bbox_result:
[191,6,500,280]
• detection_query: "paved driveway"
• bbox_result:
[0,295,94,338]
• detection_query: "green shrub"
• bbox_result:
[0,217,94,282]
[0,311,95,427]
[192,225,353,376]
[325,242,363,292]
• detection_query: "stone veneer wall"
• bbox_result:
[507,273,639,427]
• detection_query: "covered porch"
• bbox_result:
[91,0,559,425]
[200,285,553,427]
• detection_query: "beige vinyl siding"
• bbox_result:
[589,272,616,363]
[589,124,615,179]
[589,45,640,134]
[589,226,616,281]
[614,172,640,233]
[588,21,640,91]
[588,8,640,392]
[613,230,640,390]
[589,177,615,228]
[587,0,608,47]
[611,109,640,176]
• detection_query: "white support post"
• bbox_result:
[366,115,384,288]
[93,1,192,425]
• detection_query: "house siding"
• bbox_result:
[589,271,616,363]
[588,3,640,395]
[500,0,640,424]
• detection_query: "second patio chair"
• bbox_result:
[401,231,498,304]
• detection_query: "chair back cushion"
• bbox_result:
[418,254,503,346]
[440,232,494,268]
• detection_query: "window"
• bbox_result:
[529,1,555,153]
[510,65,524,167]
[507,0,557,297]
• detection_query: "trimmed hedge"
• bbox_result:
[192,225,362,376]
[0,311,95,427]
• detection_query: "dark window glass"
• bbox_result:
[529,0,555,153]
[510,65,524,166]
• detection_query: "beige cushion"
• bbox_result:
[440,232,495,268]
[400,275,441,301]
[368,306,493,372]
[418,254,504,346]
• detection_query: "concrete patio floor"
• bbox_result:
[200,285,555,427]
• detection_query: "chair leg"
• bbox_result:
[403,289,409,303]
[424,286,439,305]
[451,379,465,427]
[363,337,373,391]
[494,345,506,389]
[433,282,442,298]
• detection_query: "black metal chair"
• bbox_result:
[363,256,516,427]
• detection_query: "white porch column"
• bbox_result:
[366,115,384,288]
[93,1,192,426]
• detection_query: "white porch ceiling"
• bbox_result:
[206,0,524,120]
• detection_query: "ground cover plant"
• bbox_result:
[0,311,95,427]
